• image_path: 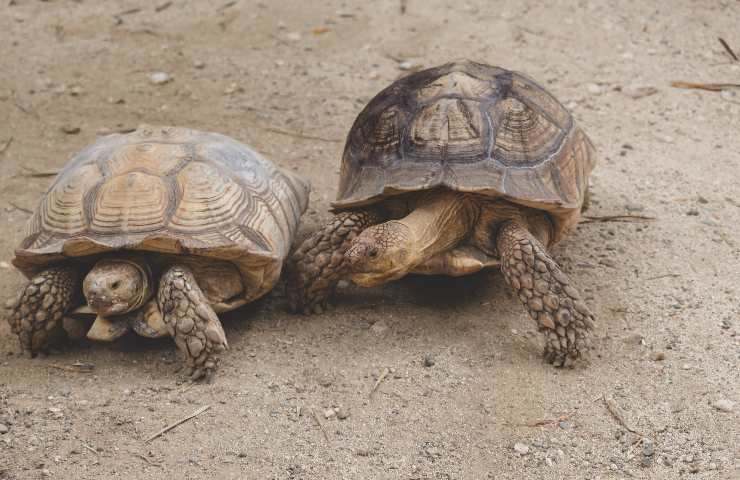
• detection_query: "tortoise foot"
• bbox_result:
[6,266,79,355]
[497,221,595,367]
[286,208,385,315]
[158,265,227,382]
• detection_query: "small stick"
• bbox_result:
[8,201,33,215]
[581,215,656,224]
[130,452,161,466]
[646,273,681,280]
[603,395,645,436]
[47,363,93,373]
[671,81,740,92]
[718,37,738,62]
[20,166,59,177]
[260,125,340,143]
[0,136,12,155]
[116,7,141,16]
[144,405,211,443]
[13,99,39,118]
[310,408,330,442]
[369,367,390,398]
[154,1,172,12]
[80,441,98,455]
[218,0,238,10]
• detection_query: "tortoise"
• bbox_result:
[287,60,597,366]
[6,125,310,380]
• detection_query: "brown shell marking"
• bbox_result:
[334,60,595,214]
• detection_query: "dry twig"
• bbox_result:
[310,408,330,442]
[47,363,93,373]
[671,81,740,92]
[0,137,13,155]
[718,37,738,62]
[259,125,340,143]
[80,441,98,455]
[20,166,59,177]
[581,215,656,224]
[144,405,211,443]
[646,273,681,281]
[8,201,33,215]
[369,367,390,398]
[154,1,172,12]
[603,395,645,437]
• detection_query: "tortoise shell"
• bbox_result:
[334,60,596,221]
[12,125,310,303]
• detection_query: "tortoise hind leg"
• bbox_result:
[6,266,80,356]
[286,207,385,314]
[158,265,227,382]
[496,221,595,367]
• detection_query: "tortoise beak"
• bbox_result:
[86,315,130,342]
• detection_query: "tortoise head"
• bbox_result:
[345,221,417,287]
[83,256,152,317]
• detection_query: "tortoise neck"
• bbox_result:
[398,190,478,264]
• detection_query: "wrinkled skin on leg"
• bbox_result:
[286,207,385,314]
[6,266,80,356]
[496,221,595,367]
[157,265,228,382]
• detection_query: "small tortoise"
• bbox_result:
[6,125,310,380]
[288,60,597,366]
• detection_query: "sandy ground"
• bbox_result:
[1,0,739,479]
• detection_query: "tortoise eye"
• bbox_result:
[367,248,378,258]
[111,280,121,290]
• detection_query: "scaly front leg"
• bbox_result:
[6,266,80,356]
[286,207,385,314]
[158,265,227,382]
[496,221,595,367]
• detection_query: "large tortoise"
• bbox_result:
[288,60,597,366]
[6,125,310,380]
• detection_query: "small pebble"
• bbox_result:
[285,32,301,41]
[193,60,205,69]
[398,60,416,71]
[642,438,654,457]
[586,83,604,95]
[558,421,572,430]
[651,351,666,361]
[149,72,172,85]
[513,442,530,455]
[686,209,699,216]
[425,446,441,457]
[423,353,435,367]
[323,408,336,419]
[0,261,9,269]
[0,423,8,434]
[336,407,349,420]
[711,398,735,412]
[60,125,80,135]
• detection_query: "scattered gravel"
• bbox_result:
[513,442,530,455]
[711,398,735,413]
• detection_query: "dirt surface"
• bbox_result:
[1,1,739,479]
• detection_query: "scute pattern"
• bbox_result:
[89,172,170,234]
[13,126,311,304]
[335,60,594,215]
[490,97,563,167]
